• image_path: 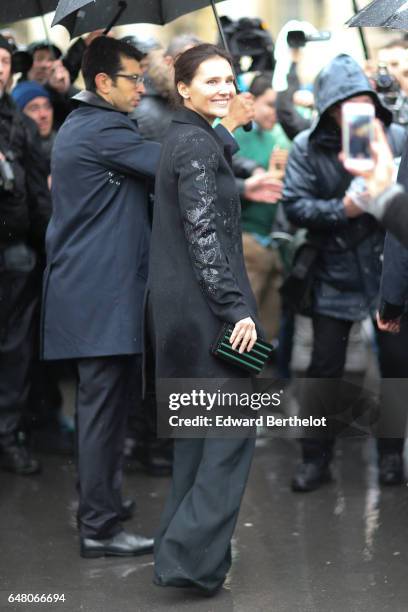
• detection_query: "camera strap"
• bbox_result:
[0,108,22,158]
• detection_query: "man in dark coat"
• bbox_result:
[282,54,408,492]
[41,37,160,558]
[0,35,51,475]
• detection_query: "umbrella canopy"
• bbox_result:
[347,0,408,28]
[0,0,58,24]
[52,0,226,38]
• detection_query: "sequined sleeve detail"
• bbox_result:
[172,130,249,322]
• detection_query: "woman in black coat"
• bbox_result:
[146,44,261,595]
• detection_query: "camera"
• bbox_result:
[374,64,400,105]
[0,157,15,192]
[373,64,408,126]
[287,30,331,49]
[219,16,275,75]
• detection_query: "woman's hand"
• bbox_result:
[230,317,257,353]
[243,173,283,203]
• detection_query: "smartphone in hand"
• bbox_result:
[342,102,375,172]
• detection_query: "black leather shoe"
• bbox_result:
[379,453,404,486]
[80,531,154,558]
[0,435,41,475]
[76,499,135,529]
[291,461,332,492]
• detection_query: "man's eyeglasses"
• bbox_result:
[114,73,144,85]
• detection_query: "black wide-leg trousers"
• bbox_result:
[154,435,255,593]
[75,354,141,539]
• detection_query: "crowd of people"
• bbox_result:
[2,18,408,595]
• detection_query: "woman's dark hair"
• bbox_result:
[82,36,144,92]
[249,72,274,98]
[173,43,233,105]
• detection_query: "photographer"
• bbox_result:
[0,35,51,475]
[273,22,316,141]
[370,41,408,127]
[23,41,79,129]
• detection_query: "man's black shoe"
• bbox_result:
[0,435,41,476]
[291,461,332,492]
[76,499,135,529]
[379,453,404,486]
[80,531,154,558]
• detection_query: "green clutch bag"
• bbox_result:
[211,323,275,374]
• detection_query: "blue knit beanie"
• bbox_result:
[11,81,50,109]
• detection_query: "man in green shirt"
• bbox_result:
[234,74,291,340]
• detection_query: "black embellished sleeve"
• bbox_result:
[173,130,250,324]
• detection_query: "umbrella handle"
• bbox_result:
[103,0,128,35]
[352,0,370,60]
[210,0,252,132]
[36,0,52,47]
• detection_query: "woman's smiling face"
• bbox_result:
[177,56,236,123]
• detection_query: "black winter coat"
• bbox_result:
[0,94,50,250]
[146,108,260,378]
[282,54,407,321]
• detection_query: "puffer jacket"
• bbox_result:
[282,54,407,321]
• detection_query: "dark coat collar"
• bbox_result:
[172,107,227,150]
[72,90,125,113]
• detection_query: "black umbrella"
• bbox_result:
[0,0,58,24]
[52,0,253,130]
[51,0,227,38]
[347,0,408,28]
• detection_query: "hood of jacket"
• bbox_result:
[310,54,392,143]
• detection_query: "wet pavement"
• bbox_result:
[2,435,408,612]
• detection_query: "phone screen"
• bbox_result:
[342,102,375,171]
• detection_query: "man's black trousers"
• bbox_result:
[301,314,407,463]
[0,267,38,436]
[75,354,141,539]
